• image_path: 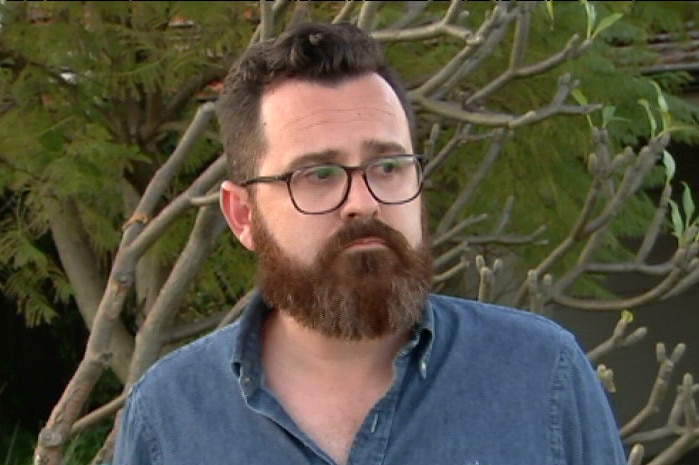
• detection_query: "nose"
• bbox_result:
[339,171,379,220]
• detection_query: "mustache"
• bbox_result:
[322,218,412,257]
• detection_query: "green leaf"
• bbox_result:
[592,13,623,39]
[651,81,669,113]
[621,309,634,324]
[601,105,616,128]
[584,1,597,39]
[545,0,555,23]
[571,89,588,105]
[662,150,676,184]
[660,122,699,137]
[682,182,695,225]
[638,98,657,136]
[650,80,672,130]
[669,199,684,239]
[545,1,554,22]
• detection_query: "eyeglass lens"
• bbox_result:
[288,156,422,214]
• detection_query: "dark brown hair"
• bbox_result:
[215,22,415,183]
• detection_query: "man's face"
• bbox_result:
[228,73,432,339]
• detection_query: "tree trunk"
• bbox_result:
[48,199,134,382]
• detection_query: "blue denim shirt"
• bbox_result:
[114,292,626,465]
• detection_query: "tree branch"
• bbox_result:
[417,4,514,100]
[126,205,228,386]
[259,0,274,41]
[158,67,227,136]
[70,394,126,436]
[372,0,470,42]
[357,1,383,32]
[217,288,256,329]
[127,155,226,260]
[46,199,134,382]
[587,314,647,364]
[436,128,507,235]
[332,1,359,25]
[621,343,686,437]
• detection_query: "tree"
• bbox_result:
[0,1,697,464]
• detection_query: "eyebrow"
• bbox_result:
[284,140,408,172]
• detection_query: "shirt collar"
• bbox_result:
[231,290,436,382]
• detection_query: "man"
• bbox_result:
[114,22,627,465]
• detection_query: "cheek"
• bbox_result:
[275,215,335,263]
[387,203,424,248]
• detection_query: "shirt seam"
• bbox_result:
[549,333,570,465]
[133,388,164,465]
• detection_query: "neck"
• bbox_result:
[263,309,409,378]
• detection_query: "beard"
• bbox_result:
[251,206,433,341]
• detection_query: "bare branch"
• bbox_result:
[428,4,515,100]
[476,255,501,303]
[621,343,686,438]
[161,68,226,129]
[372,0,470,42]
[128,155,226,260]
[508,74,600,129]
[514,135,670,308]
[126,205,228,386]
[493,196,515,235]
[587,315,648,364]
[553,241,697,311]
[332,1,359,25]
[433,259,467,284]
[163,310,228,344]
[466,35,587,106]
[385,1,434,31]
[646,431,698,465]
[217,288,256,329]
[124,103,216,238]
[431,214,488,247]
[583,136,669,236]
[248,0,291,47]
[460,225,548,246]
[433,242,470,270]
[665,262,699,297]
[357,1,383,32]
[407,3,510,98]
[436,128,507,235]
[423,123,473,179]
[259,0,274,40]
[509,3,532,70]
[190,191,221,206]
[585,261,674,275]
[70,394,126,436]
[526,270,552,315]
[597,364,616,393]
[552,268,687,311]
[627,443,645,465]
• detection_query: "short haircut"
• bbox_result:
[216,22,415,184]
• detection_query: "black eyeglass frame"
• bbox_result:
[239,154,426,215]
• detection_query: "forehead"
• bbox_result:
[258,73,412,171]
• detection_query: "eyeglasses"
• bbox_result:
[240,154,425,214]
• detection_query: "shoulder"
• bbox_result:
[129,321,242,397]
[425,293,582,377]
[428,293,574,345]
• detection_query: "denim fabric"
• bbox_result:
[114,292,627,465]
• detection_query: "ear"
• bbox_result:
[220,181,255,251]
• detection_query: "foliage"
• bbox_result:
[0,2,697,465]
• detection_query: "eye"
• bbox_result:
[371,157,411,176]
[297,165,344,184]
